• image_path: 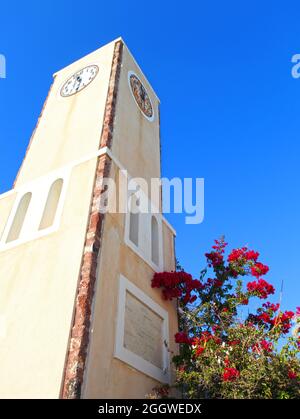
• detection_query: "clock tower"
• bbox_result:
[0,38,177,398]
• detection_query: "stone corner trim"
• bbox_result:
[61,40,123,399]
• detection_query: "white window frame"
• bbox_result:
[115,275,170,383]
[124,186,164,272]
[0,168,70,251]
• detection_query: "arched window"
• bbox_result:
[151,216,159,266]
[6,192,32,242]
[129,196,139,247]
[39,179,63,230]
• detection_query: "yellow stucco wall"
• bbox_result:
[0,40,118,398]
[111,44,161,203]
[82,45,177,399]
[83,163,177,399]
[0,159,97,398]
[15,40,116,186]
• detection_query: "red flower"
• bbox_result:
[228,248,246,262]
[229,268,239,278]
[247,278,275,299]
[212,238,228,254]
[257,312,272,324]
[175,332,193,345]
[274,310,294,334]
[281,310,294,320]
[205,251,223,267]
[261,340,273,352]
[252,340,273,353]
[262,302,280,313]
[245,250,260,261]
[212,325,220,332]
[222,367,240,382]
[189,295,197,304]
[190,279,202,289]
[228,247,259,263]
[195,346,205,356]
[152,271,180,289]
[228,340,240,346]
[214,336,222,345]
[288,370,297,380]
[213,279,223,287]
[251,262,269,278]
[152,271,202,303]
[162,287,182,301]
[192,332,216,346]
[241,298,249,305]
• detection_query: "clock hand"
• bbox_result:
[75,75,82,91]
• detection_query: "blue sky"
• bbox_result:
[0,1,299,313]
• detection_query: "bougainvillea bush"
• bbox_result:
[151,238,300,399]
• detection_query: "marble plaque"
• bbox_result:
[124,291,163,369]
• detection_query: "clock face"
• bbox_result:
[60,65,99,97]
[128,71,154,121]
